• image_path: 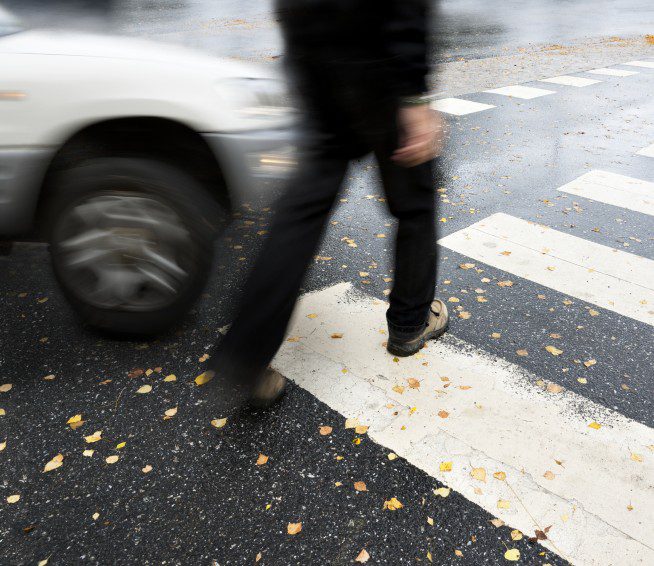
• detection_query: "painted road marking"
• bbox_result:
[587,67,639,77]
[438,213,654,326]
[274,283,654,566]
[540,75,601,87]
[431,98,495,116]
[636,143,654,158]
[624,60,654,69]
[484,85,556,99]
[557,170,654,217]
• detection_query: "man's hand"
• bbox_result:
[392,104,445,168]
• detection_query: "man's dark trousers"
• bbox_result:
[212,81,440,386]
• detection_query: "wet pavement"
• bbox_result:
[1,2,654,565]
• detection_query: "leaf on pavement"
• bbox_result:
[470,467,486,482]
[7,494,20,504]
[383,497,404,510]
[504,549,520,561]
[84,430,102,443]
[584,359,597,368]
[256,454,269,466]
[194,372,214,386]
[142,465,153,473]
[545,345,563,356]
[355,549,370,563]
[43,454,64,473]
[543,470,555,480]
[630,453,643,462]
[136,384,152,394]
[440,461,452,472]
[0,440,6,451]
[407,378,420,389]
[211,418,227,429]
[516,349,528,357]
[199,353,210,362]
[510,529,523,541]
[354,425,369,435]
[287,522,302,535]
[354,481,367,492]
[83,449,94,457]
[497,499,510,509]
[164,374,177,382]
[331,333,344,339]
[434,487,450,498]
[344,417,359,429]
[105,455,119,464]
[164,407,178,419]
[490,518,504,527]
[319,426,332,436]
[438,410,449,419]
[387,452,398,461]
[546,383,564,394]
[588,421,602,430]
[392,385,405,394]
[0,383,12,393]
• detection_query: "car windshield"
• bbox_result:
[0,6,22,37]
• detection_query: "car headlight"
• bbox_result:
[217,78,294,119]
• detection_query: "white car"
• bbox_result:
[0,7,296,334]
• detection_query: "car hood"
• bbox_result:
[0,29,274,79]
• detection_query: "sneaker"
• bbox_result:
[249,368,287,408]
[386,299,449,357]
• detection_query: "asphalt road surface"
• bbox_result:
[1,3,654,566]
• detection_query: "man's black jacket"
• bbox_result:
[276,0,433,98]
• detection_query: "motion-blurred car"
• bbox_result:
[0,6,295,333]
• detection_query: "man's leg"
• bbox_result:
[375,147,439,335]
[211,149,349,392]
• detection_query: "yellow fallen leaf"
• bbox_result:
[0,440,5,451]
[355,549,370,563]
[136,384,152,394]
[199,353,210,362]
[92,512,100,520]
[493,471,506,481]
[194,372,214,386]
[543,470,555,480]
[164,407,178,418]
[454,550,463,557]
[458,311,471,320]
[37,559,49,566]
[344,417,360,429]
[354,481,367,492]
[510,529,523,541]
[388,452,398,461]
[459,263,476,270]
[578,377,588,384]
[84,430,102,443]
[145,369,153,376]
[407,378,420,389]
[497,499,510,509]
[7,494,20,504]
[434,487,450,498]
[392,385,405,394]
[43,454,64,473]
[491,332,501,339]
[470,467,486,482]
[116,442,126,450]
[547,383,564,394]
[142,465,153,473]
[211,418,227,429]
[497,280,513,287]
[0,409,6,416]
[164,374,177,382]
[545,345,563,356]
[504,549,520,561]
[256,454,269,466]
[584,359,597,368]
[630,453,643,463]
[83,449,94,457]
[516,349,528,357]
[355,425,369,435]
[0,383,12,393]
[319,426,332,436]
[255,552,262,563]
[383,497,404,510]
[490,518,504,527]
[589,309,599,316]
[43,374,56,381]
[427,517,434,526]
[106,455,119,464]
[307,313,318,319]
[331,333,344,339]
[287,522,302,535]
[448,297,460,303]
[588,421,602,430]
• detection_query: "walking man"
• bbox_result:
[210,0,448,406]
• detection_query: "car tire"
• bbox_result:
[48,158,223,335]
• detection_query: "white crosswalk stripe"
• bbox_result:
[587,67,639,77]
[431,97,495,115]
[274,283,654,566]
[438,213,654,326]
[557,170,654,216]
[624,60,654,69]
[636,143,654,157]
[484,85,556,99]
[540,75,601,87]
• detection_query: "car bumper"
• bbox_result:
[0,148,53,236]
[202,128,298,204]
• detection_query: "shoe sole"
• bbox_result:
[386,321,449,358]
